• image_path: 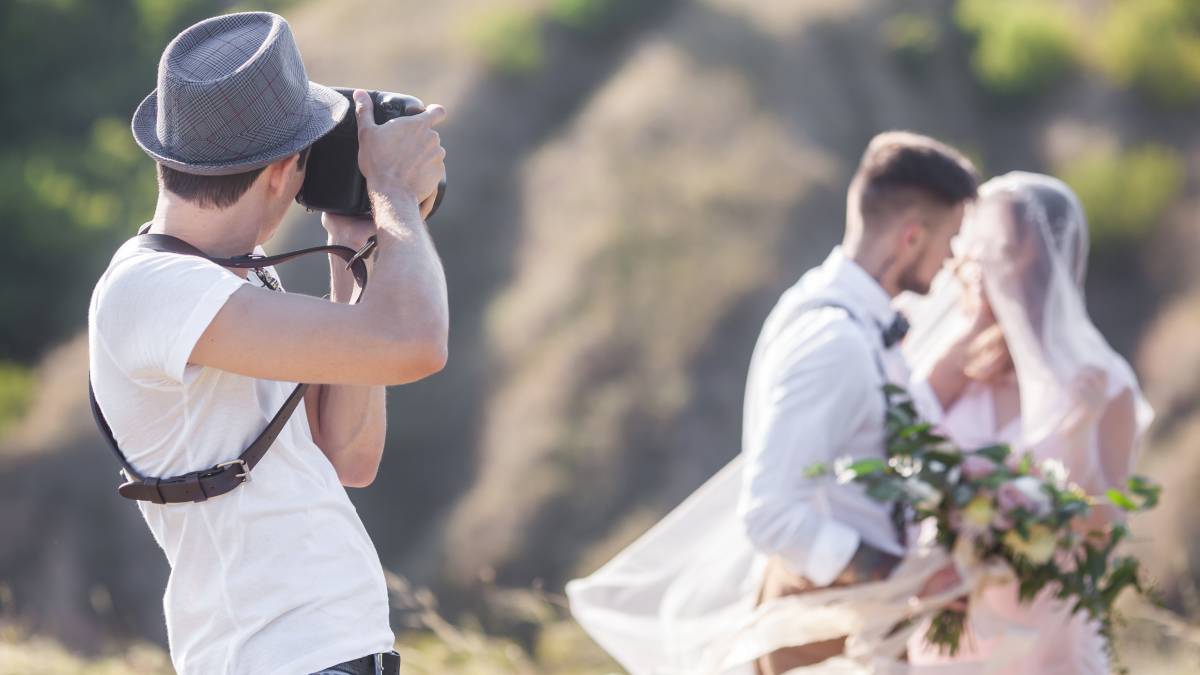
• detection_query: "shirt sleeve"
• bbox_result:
[738,311,883,586]
[94,250,246,385]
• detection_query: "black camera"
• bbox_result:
[296,87,447,218]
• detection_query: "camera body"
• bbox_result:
[296,87,447,217]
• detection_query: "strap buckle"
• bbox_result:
[347,236,378,271]
[216,459,251,483]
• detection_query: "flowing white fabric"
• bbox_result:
[902,172,1155,674]
[567,455,1035,675]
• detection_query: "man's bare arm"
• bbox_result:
[303,213,410,487]
[190,92,449,387]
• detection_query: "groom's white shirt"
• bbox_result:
[739,246,936,587]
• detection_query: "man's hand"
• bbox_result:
[353,89,446,208]
[917,562,968,611]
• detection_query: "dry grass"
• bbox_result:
[2,593,1195,675]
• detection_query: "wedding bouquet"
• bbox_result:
[809,385,1160,660]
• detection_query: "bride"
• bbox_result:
[902,171,1154,673]
[566,172,1152,674]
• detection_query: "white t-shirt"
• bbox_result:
[87,235,394,675]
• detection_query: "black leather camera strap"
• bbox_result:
[88,228,377,504]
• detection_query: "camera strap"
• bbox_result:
[88,227,378,504]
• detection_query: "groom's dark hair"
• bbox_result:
[849,131,979,231]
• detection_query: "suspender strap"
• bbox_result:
[798,298,909,545]
[89,230,377,504]
[796,298,892,404]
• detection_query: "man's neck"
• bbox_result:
[842,239,901,298]
[148,192,268,276]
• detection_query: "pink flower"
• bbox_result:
[997,481,1028,513]
[997,477,1052,517]
[961,454,997,481]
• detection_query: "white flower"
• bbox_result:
[888,455,922,477]
[1039,459,1069,490]
[1011,476,1053,517]
[904,478,943,510]
[834,456,855,484]
[946,466,962,485]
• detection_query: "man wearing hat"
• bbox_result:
[87,11,448,675]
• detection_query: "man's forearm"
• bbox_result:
[840,541,902,584]
[312,240,388,486]
[362,190,449,350]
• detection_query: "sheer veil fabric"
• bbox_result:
[904,171,1153,491]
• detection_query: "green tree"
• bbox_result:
[1098,0,1200,107]
[0,0,245,363]
[955,0,1078,98]
[1058,144,1185,252]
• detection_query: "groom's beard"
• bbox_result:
[897,259,932,295]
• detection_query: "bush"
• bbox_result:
[549,0,646,36]
[1097,0,1200,108]
[955,0,1078,98]
[884,12,940,72]
[1058,144,1185,251]
[0,0,247,365]
[465,8,545,77]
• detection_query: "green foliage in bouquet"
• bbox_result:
[813,385,1161,664]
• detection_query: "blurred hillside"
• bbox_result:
[2,0,1200,671]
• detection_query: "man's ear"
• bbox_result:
[265,153,301,196]
[900,217,926,251]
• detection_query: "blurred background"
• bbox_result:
[1,0,1199,672]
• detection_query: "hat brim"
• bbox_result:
[131,81,350,176]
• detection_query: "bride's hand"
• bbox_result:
[964,324,1013,383]
[957,263,995,337]
[958,273,1014,383]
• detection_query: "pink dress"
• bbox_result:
[906,381,1109,675]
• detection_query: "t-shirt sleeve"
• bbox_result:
[95,250,246,385]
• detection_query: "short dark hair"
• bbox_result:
[849,131,979,229]
[158,146,311,209]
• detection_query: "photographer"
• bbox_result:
[86,12,446,675]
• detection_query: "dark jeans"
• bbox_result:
[311,651,401,675]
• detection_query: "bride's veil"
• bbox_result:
[903,171,1153,489]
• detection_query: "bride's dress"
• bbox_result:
[905,381,1109,674]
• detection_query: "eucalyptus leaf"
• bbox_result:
[1106,489,1138,511]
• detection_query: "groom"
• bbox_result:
[739,131,979,673]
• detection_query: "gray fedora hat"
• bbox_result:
[132,11,349,176]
